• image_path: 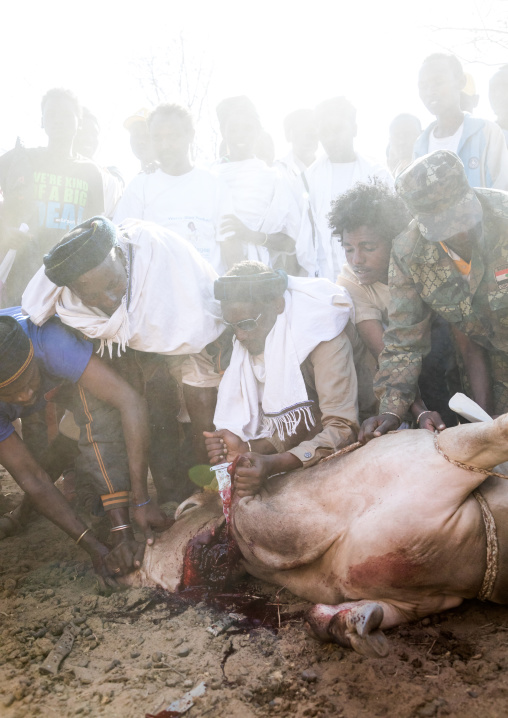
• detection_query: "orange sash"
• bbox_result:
[439,242,471,276]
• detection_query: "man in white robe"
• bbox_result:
[215,96,301,274]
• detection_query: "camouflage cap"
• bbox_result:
[395,150,483,242]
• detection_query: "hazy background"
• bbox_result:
[2,0,506,180]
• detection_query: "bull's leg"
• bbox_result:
[305,601,390,658]
[438,413,508,471]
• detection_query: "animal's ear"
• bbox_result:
[174,493,208,520]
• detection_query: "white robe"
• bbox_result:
[216,158,300,267]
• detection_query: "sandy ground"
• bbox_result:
[2,471,508,718]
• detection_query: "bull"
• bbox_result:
[123,415,508,658]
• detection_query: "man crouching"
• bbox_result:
[205,261,359,497]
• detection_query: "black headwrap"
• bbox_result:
[0,316,34,389]
[214,270,288,303]
[43,216,118,287]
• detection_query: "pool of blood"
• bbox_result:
[180,522,241,592]
[109,518,303,634]
[178,518,303,631]
[116,457,303,637]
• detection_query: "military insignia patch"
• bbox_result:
[495,267,508,286]
[468,157,480,169]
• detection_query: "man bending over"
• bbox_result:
[23,217,225,495]
[0,310,168,584]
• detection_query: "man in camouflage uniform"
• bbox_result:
[360,149,508,442]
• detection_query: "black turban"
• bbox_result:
[0,316,34,390]
[43,216,118,287]
[214,270,288,303]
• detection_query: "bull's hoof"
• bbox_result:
[305,602,389,658]
[304,604,342,641]
[329,602,389,658]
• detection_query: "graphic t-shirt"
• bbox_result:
[0,307,93,442]
[28,148,105,254]
[0,146,104,305]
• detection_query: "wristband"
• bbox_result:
[110,524,131,533]
[133,497,151,508]
[247,440,252,452]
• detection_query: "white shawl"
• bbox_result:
[22,219,224,356]
[213,276,353,442]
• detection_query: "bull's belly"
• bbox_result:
[241,554,350,605]
[232,431,450,571]
[241,497,495,607]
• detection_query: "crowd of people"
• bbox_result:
[1,52,508,585]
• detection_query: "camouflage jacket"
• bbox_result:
[375,188,508,415]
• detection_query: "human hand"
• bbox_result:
[417,411,446,433]
[220,214,259,244]
[89,543,121,591]
[233,453,273,498]
[133,500,174,545]
[104,536,146,574]
[358,413,401,444]
[203,429,248,464]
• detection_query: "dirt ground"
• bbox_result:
[2,471,508,718]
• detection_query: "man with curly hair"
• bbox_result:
[331,179,452,430]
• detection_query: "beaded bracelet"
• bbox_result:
[133,498,151,508]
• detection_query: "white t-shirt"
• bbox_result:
[300,155,394,280]
[331,162,356,198]
[428,123,464,155]
[113,167,232,273]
